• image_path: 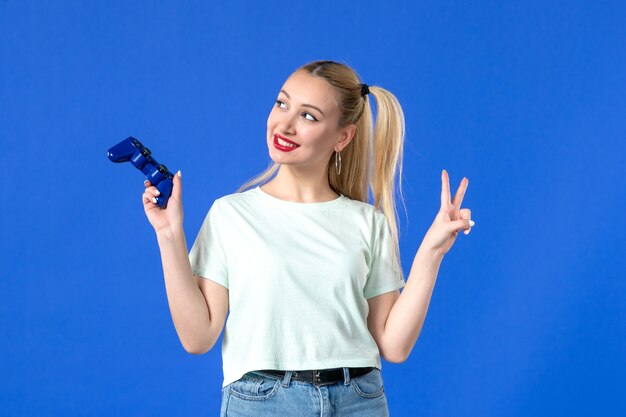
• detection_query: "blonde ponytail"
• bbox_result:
[236,60,407,279]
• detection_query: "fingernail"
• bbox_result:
[154,190,160,196]
[152,197,157,204]
[469,220,475,227]
[144,179,149,185]
[177,170,181,177]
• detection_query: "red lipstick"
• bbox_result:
[273,134,300,152]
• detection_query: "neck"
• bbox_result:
[262,165,339,203]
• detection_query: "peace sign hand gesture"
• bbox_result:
[421,169,475,258]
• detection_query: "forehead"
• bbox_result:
[281,71,338,112]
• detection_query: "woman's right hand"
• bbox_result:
[143,171,184,234]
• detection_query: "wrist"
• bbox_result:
[156,223,185,242]
[415,244,444,266]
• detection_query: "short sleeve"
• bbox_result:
[363,211,406,299]
[188,199,229,289]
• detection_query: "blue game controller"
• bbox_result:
[107,136,174,208]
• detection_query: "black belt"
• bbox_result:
[254,367,376,386]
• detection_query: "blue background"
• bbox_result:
[2,1,625,416]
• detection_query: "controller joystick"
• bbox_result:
[107,136,175,209]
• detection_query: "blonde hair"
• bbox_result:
[236,60,406,278]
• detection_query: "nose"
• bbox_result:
[276,109,297,135]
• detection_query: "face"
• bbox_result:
[266,71,355,170]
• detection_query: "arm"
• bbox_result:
[368,245,443,363]
[372,170,472,362]
[157,226,226,354]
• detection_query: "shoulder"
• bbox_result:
[341,195,380,215]
[340,197,386,225]
[212,187,258,210]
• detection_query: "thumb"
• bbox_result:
[172,170,182,201]
[448,219,475,233]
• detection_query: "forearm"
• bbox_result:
[383,245,444,361]
[157,226,212,353]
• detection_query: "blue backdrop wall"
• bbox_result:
[1,1,625,416]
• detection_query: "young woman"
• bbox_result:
[142,60,474,416]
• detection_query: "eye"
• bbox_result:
[303,112,318,122]
[275,99,318,122]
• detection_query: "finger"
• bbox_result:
[441,169,451,207]
[463,220,476,235]
[171,170,182,201]
[452,177,469,209]
[460,208,471,234]
[144,179,151,188]
[143,190,158,205]
[459,208,471,221]
[148,185,161,197]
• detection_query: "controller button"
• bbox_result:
[140,146,152,157]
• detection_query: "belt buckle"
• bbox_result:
[313,370,322,385]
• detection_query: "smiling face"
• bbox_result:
[266,70,354,171]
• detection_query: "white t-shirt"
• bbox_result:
[188,185,406,388]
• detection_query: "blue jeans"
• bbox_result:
[220,367,389,416]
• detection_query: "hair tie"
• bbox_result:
[360,83,370,97]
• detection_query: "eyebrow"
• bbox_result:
[279,89,325,117]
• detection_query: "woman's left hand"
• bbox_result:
[421,169,474,258]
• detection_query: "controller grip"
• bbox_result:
[107,139,136,163]
[155,179,174,208]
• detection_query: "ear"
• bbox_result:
[336,124,357,151]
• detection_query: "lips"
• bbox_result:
[273,134,300,152]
